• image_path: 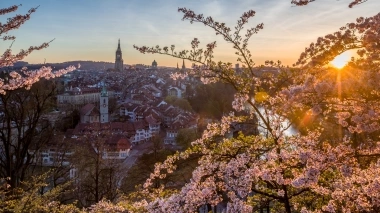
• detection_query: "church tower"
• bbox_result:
[115,39,124,71]
[100,85,109,123]
[182,59,186,70]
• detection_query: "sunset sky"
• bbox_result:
[2,0,379,67]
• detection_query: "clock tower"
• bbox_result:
[100,85,109,123]
[115,39,124,71]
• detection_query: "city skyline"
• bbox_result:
[2,0,379,67]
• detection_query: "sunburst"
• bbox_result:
[331,51,351,69]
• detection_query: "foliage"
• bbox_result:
[121,149,175,195]
[70,133,122,207]
[130,1,380,212]
[175,128,200,149]
[88,200,127,213]
[164,96,193,112]
[0,4,77,94]
[291,0,369,8]
[54,110,80,132]
[0,5,79,211]
[0,173,81,213]
[0,80,59,189]
[1,1,378,212]
[188,82,235,119]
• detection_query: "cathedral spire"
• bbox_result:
[182,59,186,69]
[115,39,124,71]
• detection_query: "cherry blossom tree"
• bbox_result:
[0,4,77,95]
[129,2,380,212]
[0,2,77,192]
[291,0,369,8]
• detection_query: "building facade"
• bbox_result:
[57,87,115,110]
[100,86,109,123]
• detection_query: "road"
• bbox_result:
[121,141,152,170]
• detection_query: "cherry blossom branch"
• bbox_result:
[295,13,380,68]
[0,4,77,94]
[291,0,369,8]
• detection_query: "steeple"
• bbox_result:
[115,39,124,71]
[182,59,186,70]
[101,83,108,97]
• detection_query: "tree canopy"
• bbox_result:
[1,1,379,212]
[130,1,380,212]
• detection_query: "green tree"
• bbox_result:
[164,96,193,112]
[0,173,80,213]
[188,82,235,119]
[175,128,200,149]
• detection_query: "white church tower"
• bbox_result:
[100,85,109,123]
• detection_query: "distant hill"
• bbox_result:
[2,61,125,71]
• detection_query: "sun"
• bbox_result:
[330,51,351,69]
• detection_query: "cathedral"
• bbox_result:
[115,39,124,71]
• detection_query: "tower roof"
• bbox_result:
[182,59,186,69]
[117,39,121,50]
[101,84,108,97]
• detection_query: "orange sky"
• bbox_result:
[4,0,379,67]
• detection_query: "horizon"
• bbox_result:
[2,0,379,67]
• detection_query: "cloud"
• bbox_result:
[200,0,223,18]
[142,21,161,36]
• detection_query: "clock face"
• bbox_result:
[103,104,107,108]
[117,54,120,59]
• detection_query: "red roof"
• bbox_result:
[145,114,160,125]
[80,103,95,116]
[106,135,131,151]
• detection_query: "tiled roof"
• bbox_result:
[106,135,131,151]
[80,103,95,116]
[89,107,100,116]
[133,120,148,130]
[145,114,160,125]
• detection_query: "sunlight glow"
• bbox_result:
[331,51,351,69]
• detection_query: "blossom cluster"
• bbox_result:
[0,65,78,94]
[124,2,380,213]
[0,4,78,94]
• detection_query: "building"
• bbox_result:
[80,103,100,123]
[100,86,109,123]
[68,123,132,160]
[167,86,183,98]
[103,135,131,159]
[57,87,115,110]
[182,59,186,70]
[77,85,109,124]
[115,39,124,71]
[152,60,158,69]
